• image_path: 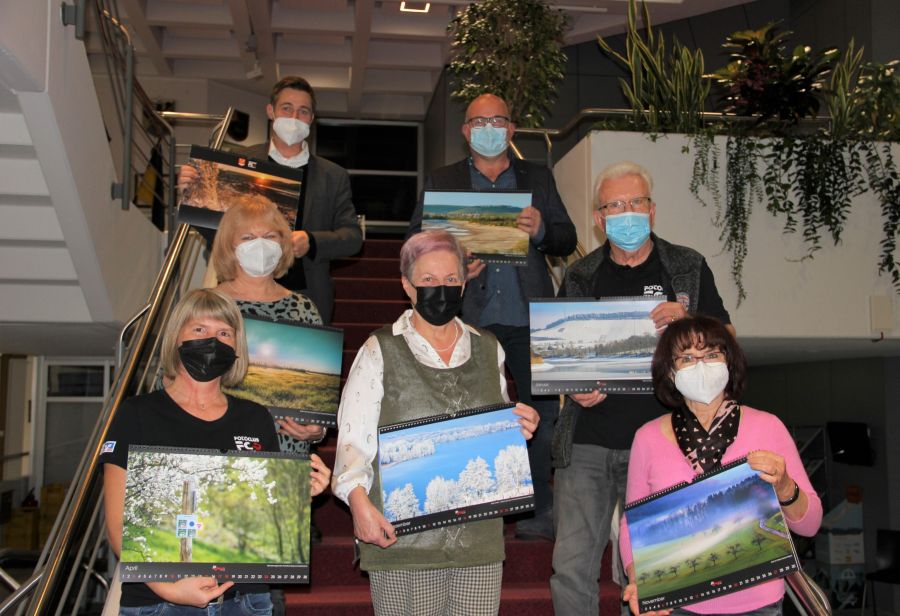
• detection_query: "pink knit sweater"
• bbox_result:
[619,406,823,614]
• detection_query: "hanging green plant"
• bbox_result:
[721,136,762,302]
[447,0,569,128]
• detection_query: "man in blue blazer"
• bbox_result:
[408,93,577,539]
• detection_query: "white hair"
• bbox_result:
[593,161,654,208]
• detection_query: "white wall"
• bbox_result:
[555,131,900,341]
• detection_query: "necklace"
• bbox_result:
[430,321,461,353]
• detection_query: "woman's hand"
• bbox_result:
[348,487,397,548]
[513,403,540,440]
[309,453,331,497]
[622,582,672,616]
[650,301,687,332]
[747,450,794,500]
[277,418,325,442]
[146,577,233,608]
[569,390,607,408]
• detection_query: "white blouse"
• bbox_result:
[331,309,509,504]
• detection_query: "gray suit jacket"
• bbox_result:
[408,157,577,323]
[236,144,362,323]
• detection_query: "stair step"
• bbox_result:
[284,580,622,615]
[333,323,380,350]
[334,277,406,301]
[332,299,408,325]
[332,257,400,278]
[354,239,403,259]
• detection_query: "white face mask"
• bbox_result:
[674,361,729,405]
[272,117,310,146]
[234,237,282,278]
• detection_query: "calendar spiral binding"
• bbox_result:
[379,402,514,434]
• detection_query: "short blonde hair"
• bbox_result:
[594,161,654,209]
[211,196,295,282]
[159,288,249,387]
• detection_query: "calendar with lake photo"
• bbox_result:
[378,404,534,535]
[530,297,664,395]
[422,190,530,265]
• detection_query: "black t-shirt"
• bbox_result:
[565,243,731,450]
[101,389,279,607]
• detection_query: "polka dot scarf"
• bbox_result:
[672,399,741,474]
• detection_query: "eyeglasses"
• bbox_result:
[598,196,653,215]
[466,115,511,128]
[673,351,725,369]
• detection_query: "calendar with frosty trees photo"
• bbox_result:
[377,404,535,535]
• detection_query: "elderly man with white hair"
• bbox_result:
[549,161,734,616]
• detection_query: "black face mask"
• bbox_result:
[415,285,463,326]
[178,337,237,382]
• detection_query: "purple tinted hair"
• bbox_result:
[400,229,468,281]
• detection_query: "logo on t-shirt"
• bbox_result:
[644,284,664,296]
[101,441,116,454]
[234,435,263,451]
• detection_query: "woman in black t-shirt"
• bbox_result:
[101,288,331,615]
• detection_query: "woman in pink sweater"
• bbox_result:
[620,315,822,616]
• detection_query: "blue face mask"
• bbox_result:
[469,125,508,157]
[604,212,651,252]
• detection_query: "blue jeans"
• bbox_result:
[550,443,630,616]
[119,591,272,616]
[670,598,783,616]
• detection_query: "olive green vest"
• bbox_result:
[359,324,506,571]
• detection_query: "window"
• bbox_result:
[315,121,422,224]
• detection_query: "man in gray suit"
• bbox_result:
[180,76,361,323]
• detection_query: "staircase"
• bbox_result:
[283,238,621,614]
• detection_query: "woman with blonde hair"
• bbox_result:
[101,288,330,615]
[210,197,325,454]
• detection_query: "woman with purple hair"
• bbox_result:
[332,229,540,615]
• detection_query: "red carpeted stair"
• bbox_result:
[286,238,621,614]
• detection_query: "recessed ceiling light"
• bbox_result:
[400,2,431,13]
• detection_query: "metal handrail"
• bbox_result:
[14,108,234,616]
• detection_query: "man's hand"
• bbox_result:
[292,230,311,258]
[348,487,397,548]
[277,418,325,442]
[466,252,486,280]
[176,164,199,196]
[146,577,233,608]
[650,301,687,332]
[516,206,542,237]
[569,390,607,408]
